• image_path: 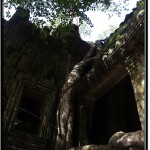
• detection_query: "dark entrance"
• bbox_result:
[89,75,142,144]
[14,83,45,135]
[15,96,42,135]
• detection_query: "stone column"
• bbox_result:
[124,53,144,129]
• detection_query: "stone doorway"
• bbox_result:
[88,74,142,144]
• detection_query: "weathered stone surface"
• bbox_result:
[57,1,144,149]
[68,144,113,150]
[2,7,91,150]
[109,130,144,149]
[68,144,144,150]
[2,1,145,150]
[124,54,145,129]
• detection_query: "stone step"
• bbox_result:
[5,131,46,150]
[68,144,143,150]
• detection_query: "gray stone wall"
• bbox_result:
[124,52,144,129]
[2,8,90,150]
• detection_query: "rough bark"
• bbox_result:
[55,46,99,149]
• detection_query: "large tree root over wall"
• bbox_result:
[55,44,144,150]
[55,45,98,150]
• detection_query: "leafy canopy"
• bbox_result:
[3,0,129,35]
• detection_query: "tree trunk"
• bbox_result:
[55,46,99,149]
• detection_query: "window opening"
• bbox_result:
[14,83,46,135]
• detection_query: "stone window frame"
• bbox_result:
[10,80,51,140]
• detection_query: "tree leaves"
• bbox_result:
[3,0,129,36]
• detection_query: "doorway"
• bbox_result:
[89,75,142,144]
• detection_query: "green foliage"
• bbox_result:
[3,0,129,35]
[79,22,92,38]
[97,25,118,40]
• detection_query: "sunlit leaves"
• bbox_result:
[79,21,92,38]
[97,25,118,39]
[3,0,130,36]
[104,0,130,17]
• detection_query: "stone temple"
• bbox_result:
[2,1,145,150]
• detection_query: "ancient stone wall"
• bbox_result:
[2,8,90,150]
[124,51,144,129]
[2,3,145,150]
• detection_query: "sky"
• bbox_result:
[3,0,139,42]
[80,0,140,42]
